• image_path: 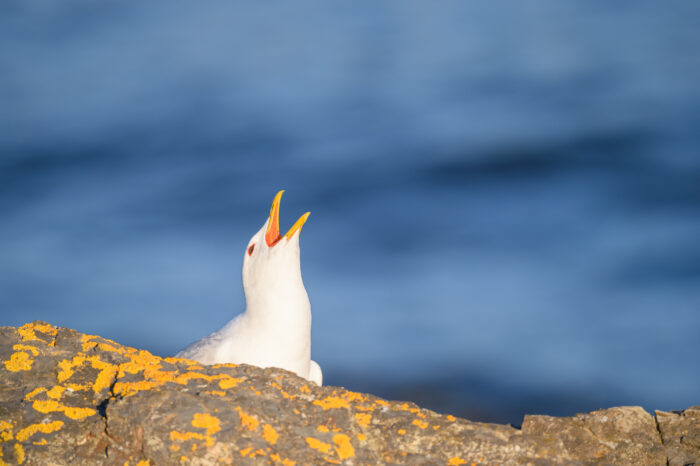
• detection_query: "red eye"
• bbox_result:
[247,244,255,256]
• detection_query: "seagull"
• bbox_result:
[176,190,322,385]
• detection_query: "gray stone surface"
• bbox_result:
[0,321,697,465]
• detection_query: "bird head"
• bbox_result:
[242,190,310,312]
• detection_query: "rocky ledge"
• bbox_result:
[0,322,698,465]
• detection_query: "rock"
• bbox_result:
[0,321,696,465]
[656,407,700,466]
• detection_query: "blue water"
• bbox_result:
[2,1,699,424]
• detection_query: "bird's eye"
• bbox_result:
[247,244,255,256]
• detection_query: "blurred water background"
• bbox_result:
[1,1,699,425]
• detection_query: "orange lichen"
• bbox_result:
[32,439,47,446]
[342,391,366,402]
[239,447,267,458]
[355,412,371,427]
[356,433,367,441]
[46,386,66,399]
[447,415,456,422]
[14,444,24,464]
[332,434,355,460]
[218,377,243,390]
[305,437,332,454]
[32,399,96,420]
[412,419,428,429]
[4,352,33,372]
[313,397,350,410]
[0,421,12,437]
[12,344,39,356]
[191,413,221,436]
[270,453,296,466]
[205,390,226,396]
[17,322,57,343]
[447,457,467,465]
[170,430,213,447]
[300,385,311,394]
[397,429,406,435]
[270,381,296,400]
[262,424,278,445]
[24,387,45,400]
[15,421,64,442]
[235,407,259,431]
[317,425,330,433]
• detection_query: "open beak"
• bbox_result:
[265,190,310,247]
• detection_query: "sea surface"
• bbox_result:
[1,1,699,424]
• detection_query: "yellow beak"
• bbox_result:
[265,190,310,247]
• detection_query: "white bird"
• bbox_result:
[176,190,322,385]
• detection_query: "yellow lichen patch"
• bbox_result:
[270,453,296,466]
[24,387,45,400]
[113,380,160,397]
[342,391,366,403]
[218,377,243,390]
[270,381,296,400]
[305,437,332,454]
[66,383,89,392]
[46,385,66,399]
[31,399,61,413]
[447,457,467,465]
[32,399,96,420]
[375,399,390,407]
[356,433,366,441]
[355,412,371,428]
[170,430,213,448]
[32,438,47,446]
[433,424,441,430]
[80,334,123,354]
[447,415,456,422]
[135,460,150,466]
[63,406,97,420]
[92,364,118,393]
[205,390,226,396]
[191,413,221,436]
[262,424,278,445]
[163,356,196,365]
[300,385,311,394]
[239,447,267,458]
[317,425,330,433]
[4,351,33,372]
[57,354,88,383]
[412,419,428,429]
[0,421,13,442]
[332,434,355,460]
[14,443,24,464]
[397,429,406,435]
[323,457,341,464]
[15,421,64,442]
[313,397,350,410]
[211,362,239,369]
[17,322,57,343]
[170,444,180,452]
[12,344,39,356]
[235,407,259,431]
